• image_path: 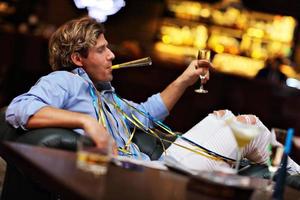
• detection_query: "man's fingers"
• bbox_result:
[93,134,111,148]
[236,115,257,125]
[213,110,226,117]
[196,60,213,69]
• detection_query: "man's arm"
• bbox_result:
[27,106,111,148]
[160,60,212,111]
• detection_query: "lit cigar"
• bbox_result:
[112,57,152,69]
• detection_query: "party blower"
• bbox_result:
[112,57,152,69]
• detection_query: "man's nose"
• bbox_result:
[107,48,115,60]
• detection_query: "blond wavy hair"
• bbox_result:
[49,17,105,71]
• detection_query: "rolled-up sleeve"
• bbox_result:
[5,72,71,130]
[6,95,49,130]
[139,93,169,121]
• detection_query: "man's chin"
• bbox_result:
[105,75,113,82]
[108,74,113,81]
[93,75,113,83]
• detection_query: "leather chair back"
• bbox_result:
[0,107,171,160]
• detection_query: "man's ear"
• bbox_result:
[70,52,83,67]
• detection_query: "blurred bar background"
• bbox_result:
[1,0,300,159]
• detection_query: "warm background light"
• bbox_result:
[155,0,297,78]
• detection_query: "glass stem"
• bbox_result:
[200,82,204,90]
[200,77,205,89]
[235,148,242,174]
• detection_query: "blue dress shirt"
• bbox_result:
[6,68,169,160]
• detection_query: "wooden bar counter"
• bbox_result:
[0,142,299,200]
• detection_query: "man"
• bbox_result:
[5,17,300,173]
[6,17,210,158]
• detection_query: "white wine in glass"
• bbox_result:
[195,49,210,94]
[227,119,260,173]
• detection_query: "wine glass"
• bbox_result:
[226,118,260,174]
[195,49,210,94]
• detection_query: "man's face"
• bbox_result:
[81,34,115,82]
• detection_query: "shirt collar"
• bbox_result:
[72,67,114,93]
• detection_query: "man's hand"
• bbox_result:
[176,60,213,88]
[213,110,257,125]
[80,115,118,153]
[160,60,213,112]
[213,110,226,118]
[236,115,257,125]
